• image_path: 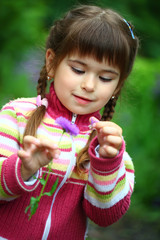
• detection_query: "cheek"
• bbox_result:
[54,75,73,102]
[99,89,113,101]
[54,70,75,90]
[103,82,119,96]
[100,95,111,106]
[97,84,118,106]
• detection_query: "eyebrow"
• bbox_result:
[68,59,119,75]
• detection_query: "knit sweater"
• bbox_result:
[0,83,134,240]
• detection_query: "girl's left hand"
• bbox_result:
[90,117,123,158]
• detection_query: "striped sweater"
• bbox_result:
[0,84,134,240]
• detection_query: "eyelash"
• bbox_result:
[99,76,112,82]
[71,67,84,74]
[71,67,112,82]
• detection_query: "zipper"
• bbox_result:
[71,113,77,124]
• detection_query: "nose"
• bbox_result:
[81,74,96,92]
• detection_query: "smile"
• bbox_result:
[73,95,92,105]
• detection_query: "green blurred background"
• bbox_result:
[0,0,160,239]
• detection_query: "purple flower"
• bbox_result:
[56,117,79,136]
[90,117,99,126]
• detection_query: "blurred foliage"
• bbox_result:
[99,0,160,59]
[0,0,47,105]
[42,0,160,58]
[113,57,160,221]
[0,0,160,230]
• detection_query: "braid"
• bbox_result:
[101,96,118,121]
[76,96,118,174]
[76,130,97,175]
[23,65,48,137]
[37,65,48,98]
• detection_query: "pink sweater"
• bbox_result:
[0,83,134,239]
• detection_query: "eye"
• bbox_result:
[71,67,85,74]
[99,76,112,82]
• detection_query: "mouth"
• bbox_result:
[73,95,93,105]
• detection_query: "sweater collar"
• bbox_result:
[46,82,101,131]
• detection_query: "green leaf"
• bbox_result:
[30,196,39,204]
[29,200,39,220]
[32,173,46,183]
[25,196,40,220]
[43,178,59,196]
[25,204,31,214]
[25,197,37,213]
[39,178,46,185]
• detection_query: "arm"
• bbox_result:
[0,102,40,203]
[83,119,134,226]
[0,102,61,203]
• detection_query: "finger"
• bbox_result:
[99,145,118,158]
[18,149,30,159]
[104,135,122,150]
[38,138,58,150]
[24,137,59,156]
[100,126,122,137]
[45,148,61,160]
[95,122,122,135]
[89,117,99,129]
[44,149,54,161]
[23,136,41,149]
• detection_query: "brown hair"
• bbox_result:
[24,5,139,173]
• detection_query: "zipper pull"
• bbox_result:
[71,113,77,124]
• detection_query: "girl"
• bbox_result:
[0,5,138,240]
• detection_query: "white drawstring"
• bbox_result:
[42,136,76,240]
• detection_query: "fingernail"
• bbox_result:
[91,117,99,125]
[53,144,58,148]
[89,123,96,130]
[55,154,60,159]
[100,128,103,133]
[36,139,40,144]
[90,117,99,130]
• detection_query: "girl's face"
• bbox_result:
[48,51,120,115]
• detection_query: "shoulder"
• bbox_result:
[6,97,36,109]
[1,97,37,115]
[10,97,37,106]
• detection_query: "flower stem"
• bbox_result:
[37,163,52,201]
[37,133,63,201]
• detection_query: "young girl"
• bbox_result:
[0,5,138,240]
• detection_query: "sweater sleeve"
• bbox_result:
[0,102,40,203]
[83,136,134,227]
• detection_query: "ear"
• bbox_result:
[45,49,55,77]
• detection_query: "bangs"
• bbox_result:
[62,18,130,78]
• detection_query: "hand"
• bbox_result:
[18,136,60,181]
[90,117,123,158]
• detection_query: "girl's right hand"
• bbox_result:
[18,136,60,181]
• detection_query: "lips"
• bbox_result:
[73,95,92,105]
